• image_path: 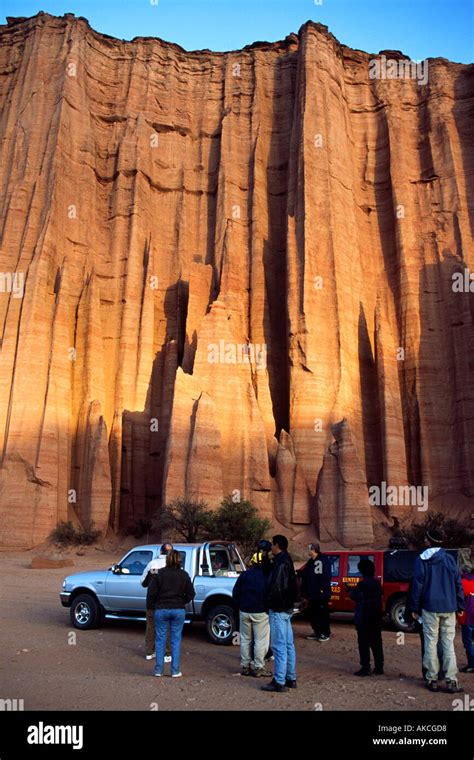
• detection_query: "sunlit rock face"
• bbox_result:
[0,13,473,549]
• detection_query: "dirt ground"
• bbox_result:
[1,547,471,712]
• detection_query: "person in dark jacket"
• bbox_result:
[409,529,465,693]
[147,549,195,677]
[261,535,297,693]
[301,543,332,642]
[141,543,172,660]
[349,558,384,677]
[232,551,271,678]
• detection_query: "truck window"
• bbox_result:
[120,550,153,575]
[229,544,245,573]
[383,550,417,582]
[347,554,375,577]
[209,544,241,576]
[326,555,340,577]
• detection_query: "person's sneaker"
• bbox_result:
[305,634,319,641]
[318,634,330,642]
[285,679,297,689]
[261,679,287,693]
[460,665,474,673]
[146,653,156,660]
[265,654,275,662]
[445,680,463,694]
[240,665,252,676]
[154,672,163,677]
[164,655,172,663]
[354,668,371,677]
[426,680,438,692]
[171,672,182,678]
[373,668,384,675]
[253,668,273,678]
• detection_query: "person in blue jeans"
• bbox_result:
[261,535,298,693]
[147,549,195,677]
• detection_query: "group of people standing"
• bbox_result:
[232,535,298,691]
[233,536,383,690]
[139,531,474,694]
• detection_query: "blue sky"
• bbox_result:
[3,0,473,62]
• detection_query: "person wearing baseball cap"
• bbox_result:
[232,549,272,679]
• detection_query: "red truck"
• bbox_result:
[296,548,461,632]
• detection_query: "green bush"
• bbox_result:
[49,520,101,547]
[153,495,271,555]
[206,495,272,558]
[50,521,76,545]
[153,497,213,542]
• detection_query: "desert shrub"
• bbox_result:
[50,521,76,546]
[400,511,473,550]
[153,498,213,542]
[49,520,101,546]
[206,495,272,558]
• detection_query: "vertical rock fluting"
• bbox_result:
[0,13,472,548]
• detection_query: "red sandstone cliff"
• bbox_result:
[0,13,473,549]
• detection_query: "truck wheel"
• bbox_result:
[206,605,235,645]
[70,593,102,630]
[389,596,413,632]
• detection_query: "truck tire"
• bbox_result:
[389,596,413,632]
[70,593,102,630]
[205,604,236,645]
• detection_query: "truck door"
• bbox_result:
[193,543,241,617]
[184,548,196,617]
[104,549,153,610]
[340,553,375,612]
[193,544,212,616]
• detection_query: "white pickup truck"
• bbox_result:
[60,541,246,644]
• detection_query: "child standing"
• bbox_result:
[349,559,384,676]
